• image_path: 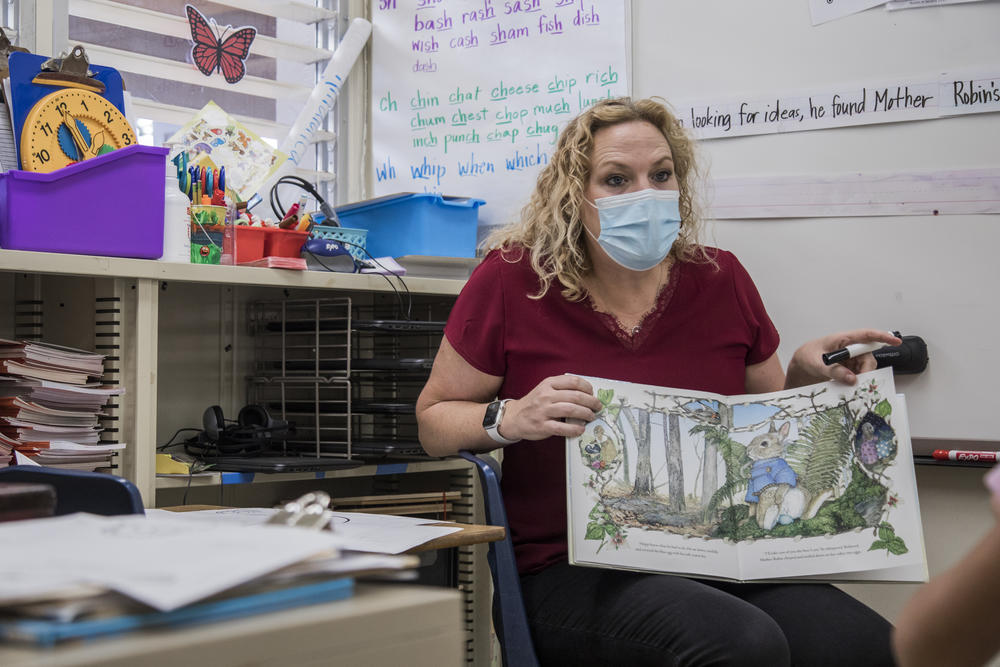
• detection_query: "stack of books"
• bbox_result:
[0,339,126,470]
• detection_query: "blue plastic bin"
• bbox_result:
[333,193,485,259]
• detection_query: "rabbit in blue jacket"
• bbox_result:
[745,421,805,531]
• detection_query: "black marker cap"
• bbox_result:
[822,349,850,365]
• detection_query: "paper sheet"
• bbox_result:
[165,101,288,202]
[324,511,463,553]
[14,450,39,465]
[145,507,463,555]
[672,68,1000,141]
[809,0,889,24]
[0,513,339,611]
[885,0,986,8]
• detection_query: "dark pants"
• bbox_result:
[520,562,895,666]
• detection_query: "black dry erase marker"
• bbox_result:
[822,331,901,365]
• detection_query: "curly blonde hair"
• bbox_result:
[483,97,711,301]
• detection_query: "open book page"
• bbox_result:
[566,368,926,583]
[773,397,928,583]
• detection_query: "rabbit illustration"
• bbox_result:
[744,422,833,531]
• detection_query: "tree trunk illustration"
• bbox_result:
[665,412,685,511]
[623,407,653,496]
[701,403,733,507]
[617,398,630,482]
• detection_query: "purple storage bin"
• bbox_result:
[0,145,168,259]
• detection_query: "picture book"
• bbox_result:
[566,368,927,583]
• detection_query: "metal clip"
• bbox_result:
[33,44,105,94]
[266,491,334,531]
[0,27,29,80]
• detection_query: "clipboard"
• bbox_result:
[6,51,127,169]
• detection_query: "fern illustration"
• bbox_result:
[786,406,854,494]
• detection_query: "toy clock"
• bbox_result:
[20,87,136,172]
[7,46,135,173]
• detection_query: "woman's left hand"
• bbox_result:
[786,329,901,388]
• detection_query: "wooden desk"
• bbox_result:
[405,521,504,553]
[0,584,463,667]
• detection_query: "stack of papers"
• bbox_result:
[0,511,457,645]
[0,514,341,612]
[238,256,307,270]
[0,100,18,171]
[0,339,125,470]
[0,339,105,382]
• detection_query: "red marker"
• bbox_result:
[932,449,1000,463]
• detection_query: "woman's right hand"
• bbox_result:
[500,374,604,442]
[985,465,1000,519]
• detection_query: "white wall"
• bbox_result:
[632,0,1000,445]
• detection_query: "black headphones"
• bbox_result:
[193,404,293,456]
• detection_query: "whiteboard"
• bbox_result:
[632,1,1000,443]
[370,0,630,231]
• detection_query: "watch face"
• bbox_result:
[482,400,502,428]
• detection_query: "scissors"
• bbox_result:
[172,152,188,181]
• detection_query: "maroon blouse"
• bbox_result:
[444,246,780,575]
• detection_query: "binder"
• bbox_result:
[0,577,354,647]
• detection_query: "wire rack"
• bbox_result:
[247,295,450,460]
[248,297,353,458]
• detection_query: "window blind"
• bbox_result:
[63,0,343,206]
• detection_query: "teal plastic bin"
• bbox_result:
[310,224,368,262]
[333,193,485,258]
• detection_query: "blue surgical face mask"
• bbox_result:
[585,189,681,271]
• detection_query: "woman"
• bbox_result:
[416,97,898,666]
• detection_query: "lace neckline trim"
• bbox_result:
[586,261,680,351]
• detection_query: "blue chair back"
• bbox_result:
[0,466,144,515]
[458,451,539,667]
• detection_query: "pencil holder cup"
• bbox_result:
[191,240,222,264]
[189,205,227,233]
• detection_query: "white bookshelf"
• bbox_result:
[0,248,490,665]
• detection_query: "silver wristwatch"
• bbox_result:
[483,399,518,445]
